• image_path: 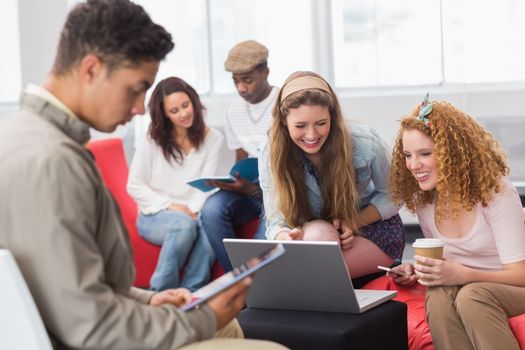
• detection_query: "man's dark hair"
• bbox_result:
[53,0,174,75]
[254,61,268,72]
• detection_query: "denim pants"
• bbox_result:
[199,190,266,272]
[137,210,215,292]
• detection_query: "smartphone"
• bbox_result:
[181,243,286,311]
[377,265,406,276]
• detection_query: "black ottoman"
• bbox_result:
[238,300,408,350]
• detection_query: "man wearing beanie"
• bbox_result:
[200,40,278,272]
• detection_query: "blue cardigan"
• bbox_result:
[259,122,399,240]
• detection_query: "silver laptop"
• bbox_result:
[224,239,397,314]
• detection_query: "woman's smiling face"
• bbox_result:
[286,104,331,157]
[402,128,438,191]
[163,92,194,130]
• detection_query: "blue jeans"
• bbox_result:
[137,210,215,292]
[199,190,266,272]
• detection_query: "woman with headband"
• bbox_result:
[259,71,405,278]
[388,95,525,349]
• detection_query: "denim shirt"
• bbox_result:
[259,122,399,240]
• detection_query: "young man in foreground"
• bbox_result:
[0,1,284,349]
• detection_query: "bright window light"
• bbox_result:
[0,0,22,103]
[332,0,442,88]
[133,0,210,93]
[442,0,525,83]
[209,0,314,93]
[332,0,525,88]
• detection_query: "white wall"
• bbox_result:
[200,86,525,225]
[203,86,525,142]
[17,0,68,86]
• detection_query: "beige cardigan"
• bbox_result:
[0,93,216,349]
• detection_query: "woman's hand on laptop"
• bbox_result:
[149,288,192,307]
[275,227,304,240]
[208,276,253,330]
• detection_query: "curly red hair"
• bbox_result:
[389,100,509,220]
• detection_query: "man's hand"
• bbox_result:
[209,173,261,197]
[207,277,253,330]
[149,288,192,307]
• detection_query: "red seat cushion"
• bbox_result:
[510,315,525,347]
[363,276,525,350]
[87,137,259,288]
[87,138,160,288]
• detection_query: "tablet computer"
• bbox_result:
[181,243,285,312]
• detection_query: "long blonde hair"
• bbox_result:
[389,100,509,220]
[269,71,360,231]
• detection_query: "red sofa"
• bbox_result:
[87,138,157,287]
[363,275,525,349]
[87,138,257,288]
[362,210,525,349]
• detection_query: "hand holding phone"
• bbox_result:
[377,265,406,276]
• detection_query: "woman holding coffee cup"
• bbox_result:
[388,94,525,350]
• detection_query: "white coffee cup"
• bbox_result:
[412,238,445,266]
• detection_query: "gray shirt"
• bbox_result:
[0,92,216,349]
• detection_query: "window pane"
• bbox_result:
[209,0,314,93]
[332,0,442,88]
[132,0,210,93]
[0,0,22,103]
[443,0,525,83]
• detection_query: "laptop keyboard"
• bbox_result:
[357,295,368,303]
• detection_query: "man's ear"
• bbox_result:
[78,54,103,83]
[262,67,270,80]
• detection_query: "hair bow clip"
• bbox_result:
[416,92,432,126]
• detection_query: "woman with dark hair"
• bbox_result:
[127,77,223,291]
[260,71,405,278]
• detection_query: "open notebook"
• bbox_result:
[224,239,397,314]
[186,157,258,192]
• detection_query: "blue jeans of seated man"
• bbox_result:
[199,190,266,272]
[137,210,215,292]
